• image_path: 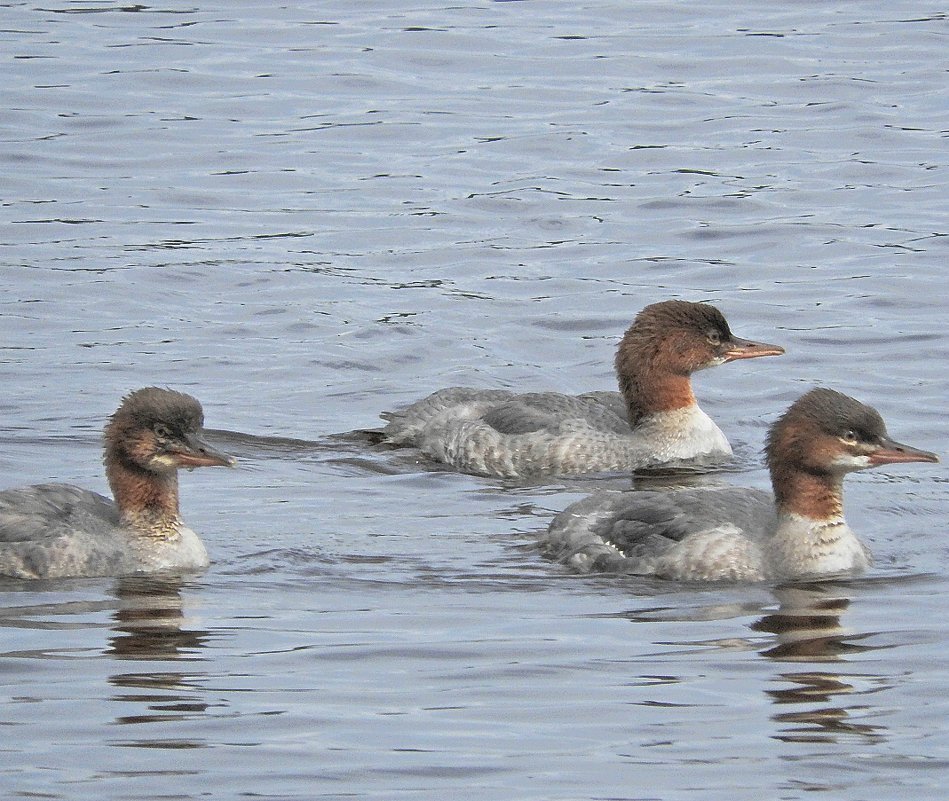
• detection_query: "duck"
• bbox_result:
[0,387,234,580]
[380,300,784,477]
[540,388,938,582]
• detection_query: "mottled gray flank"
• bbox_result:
[543,486,873,582]
[0,483,209,579]
[543,486,774,572]
[383,387,731,477]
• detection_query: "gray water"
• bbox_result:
[1,2,947,799]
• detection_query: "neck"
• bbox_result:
[106,456,182,537]
[615,359,696,429]
[772,466,845,522]
[769,472,870,580]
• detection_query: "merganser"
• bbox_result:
[380,300,784,477]
[541,388,938,582]
[0,388,234,580]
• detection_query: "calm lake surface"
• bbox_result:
[1,2,947,799]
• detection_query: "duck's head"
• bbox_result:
[766,387,938,482]
[104,387,235,474]
[617,300,784,377]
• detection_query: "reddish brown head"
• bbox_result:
[614,300,783,425]
[104,387,234,475]
[765,387,937,517]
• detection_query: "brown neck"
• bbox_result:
[771,465,844,521]
[615,333,696,427]
[105,457,181,535]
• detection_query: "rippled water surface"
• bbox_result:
[1,2,947,799]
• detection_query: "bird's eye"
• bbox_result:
[841,429,858,444]
[707,330,721,346]
[154,423,172,440]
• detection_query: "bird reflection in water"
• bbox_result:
[108,576,210,660]
[107,576,216,734]
[756,583,887,744]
